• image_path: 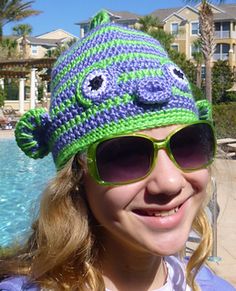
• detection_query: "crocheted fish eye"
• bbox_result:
[80,68,117,105]
[164,64,190,91]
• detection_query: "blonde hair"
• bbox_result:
[0,157,213,291]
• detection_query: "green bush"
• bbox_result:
[190,83,205,101]
[213,102,236,138]
[5,81,18,100]
[0,87,6,107]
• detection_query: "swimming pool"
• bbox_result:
[0,138,55,247]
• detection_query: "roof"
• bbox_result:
[150,3,236,23]
[76,9,141,25]
[36,29,78,39]
[150,7,181,23]
[26,36,68,46]
[213,4,236,21]
[106,9,141,19]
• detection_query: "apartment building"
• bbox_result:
[151,3,236,68]
[15,29,77,59]
[77,4,236,69]
[77,10,140,38]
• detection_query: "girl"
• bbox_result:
[0,11,235,291]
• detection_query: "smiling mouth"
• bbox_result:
[133,205,183,218]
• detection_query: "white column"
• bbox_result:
[19,78,25,115]
[0,78,4,89]
[30,68,37,109]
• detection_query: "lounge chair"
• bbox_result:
[0,108,13,129]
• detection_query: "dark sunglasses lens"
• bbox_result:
[170,123,215,169]
[96,136,154,183]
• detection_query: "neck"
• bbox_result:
[98,235,167,291]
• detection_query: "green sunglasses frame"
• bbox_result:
[86,120,216,186]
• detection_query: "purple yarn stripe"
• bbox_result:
[53,43,167,93]
[50,58,165,110]
[52,96,197,158]
[53,24,165,79]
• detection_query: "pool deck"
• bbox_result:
[1,129,236,287]
[0,129,14,139]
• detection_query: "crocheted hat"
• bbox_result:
[15,11,212,170]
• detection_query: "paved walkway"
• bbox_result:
[0,129,236,287]
[208,159,236,287]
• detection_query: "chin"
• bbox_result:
[145,227,192,256]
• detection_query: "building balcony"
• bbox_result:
[214,30,236,39]
[213,53,229,61]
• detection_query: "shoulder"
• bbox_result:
[196,265,236,291]
[167,256,235,291]
[0,276,39,291]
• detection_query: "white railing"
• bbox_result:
[215,30,230,39]
[213,53,229,61]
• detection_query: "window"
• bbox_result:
[83,24,90,35]
[31,45,38,55]
[191,22,199,35]
[215,22,230,38]
[214,43,230,60]
[191,44,200,57]
[171,23,179,35]
[171,44,179,51]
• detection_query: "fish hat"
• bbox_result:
[15,11,212,169]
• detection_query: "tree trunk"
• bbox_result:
[205,58,212,103]
[196,64,202,88]
[22,36,27,59]
[0,23,3,42]
[199,1,215,103]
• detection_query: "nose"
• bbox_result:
[145,149,186,196]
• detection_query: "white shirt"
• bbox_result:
[105,255,192,291]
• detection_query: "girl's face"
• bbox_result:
[83,125,210,256]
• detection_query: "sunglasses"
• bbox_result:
[86,121,216,186]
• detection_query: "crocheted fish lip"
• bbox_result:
[136,78,172,104]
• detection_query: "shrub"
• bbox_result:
[0,87,6,107]
[213,102,236,138]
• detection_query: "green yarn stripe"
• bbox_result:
[50,94,133,145]
[55,25,165,67]
[53,38,166,88]
[172,87,192,99]
[56,109,198,169]
[53,52,171,103]
[50,69,191,119]
[118,68,163,83]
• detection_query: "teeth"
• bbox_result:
[147,207,179,217]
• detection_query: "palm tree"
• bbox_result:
[0,37,17,59]
[138,16,174,52]
[192,38,204,88]
[12,23,32,58]
[45,38,77,59]
[185,0,225,102]
[138,15,161,34]
[0,0,41,41]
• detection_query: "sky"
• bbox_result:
[3,0,236,38]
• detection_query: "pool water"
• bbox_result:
[0,138,55,247]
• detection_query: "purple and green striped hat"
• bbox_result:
[15,11,212,170]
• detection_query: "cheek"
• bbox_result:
[83,174,134,225]
[186,169,210,205]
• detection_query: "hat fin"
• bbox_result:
[196,100,212,121]
[89,10,111,30]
